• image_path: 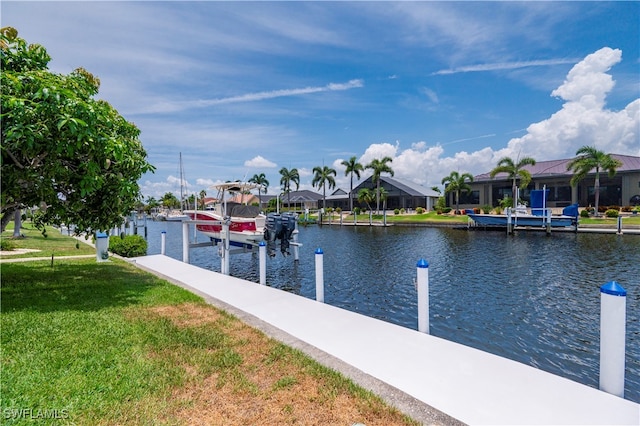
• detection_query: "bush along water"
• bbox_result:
[109,235,147,257]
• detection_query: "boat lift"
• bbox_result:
[179,219,301,275]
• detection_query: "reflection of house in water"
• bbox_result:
[456,154,640,210]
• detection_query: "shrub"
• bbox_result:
[394,209,400,215]
[335,207,341,214]
[580,209,590,218]
[109,235,147,257]
[605,209,619,218]
[400,208,406,214]
[442,207,452,214]
[481,205,492,214]
[1,237,16,251]
[416,207,425,214]
[353,207,361,215]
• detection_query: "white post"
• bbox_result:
[315,248,324,303]
[182,221,189,263]
[506,207,512,235]
[599,281,626,398]
[161,231,166,255]
[292,231,299,261]
[416,259,429,334]
[222,221,230,275]
[259,242,266,285]
[546,207,552,235]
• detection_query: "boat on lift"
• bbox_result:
[184,181,298,254]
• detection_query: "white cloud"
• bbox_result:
[244,156,277,168]
[433,58,580,76]
[502,47,640,160]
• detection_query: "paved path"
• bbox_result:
[133,254,639,425]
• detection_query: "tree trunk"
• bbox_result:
[1,208,15,233]
[13,209,22,237]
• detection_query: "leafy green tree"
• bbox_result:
[312,165,337,210]
[1,27,154,233]
[489,156,536,208]
[441,171,474,213]
[249,173,269,208]
[566,146,622,215]
[341,156,363,212]
[198,190,207,209]
[279,167,299,208]
[365,157,394,214]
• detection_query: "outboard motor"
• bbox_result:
[264,213,282,257]
[280,212,297,255]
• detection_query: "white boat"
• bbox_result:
[185,182,299,255]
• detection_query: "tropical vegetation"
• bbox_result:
[365,157,394,214]
[249,173,269,208]
[341,156,364,212]
[1,27,154,234]
[441,171,474,213]
[489,156,536,208]
[312,165,337,211]
[279,167,300,208]
[566,146,622,216]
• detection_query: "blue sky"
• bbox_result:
[3,1,639,200]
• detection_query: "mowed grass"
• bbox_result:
[1,257,417,425]
[1,223,95,258]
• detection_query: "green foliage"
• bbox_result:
[499,197,513,209]
[580,209,591,218]
[415,207,424,214]
[1,27,155,235]
[1,237,17,251]
[109,235,148,257]
[394,208,400,215]
[353,207,361,215]
[605,209,619,218]
[481,204,493,214]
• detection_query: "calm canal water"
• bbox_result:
[144,220,640,403]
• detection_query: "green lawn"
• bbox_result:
[1,236,416,425]
[1,222,95,258]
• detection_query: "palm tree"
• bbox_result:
[441,171,474,213]
[198,190,207,209]
[357,188,375,212]
[365,156,394,214]
[341,156,364,212]
[279,167,300,209]
[489,156,536,208]
[566,146,622,215]
[249,173,269,209]
[312,165,337,211]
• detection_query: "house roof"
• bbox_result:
[354,176,440,197]
[474,154,640,182]
[283,190,323,202]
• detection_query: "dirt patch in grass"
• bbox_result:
[138,302,417,425]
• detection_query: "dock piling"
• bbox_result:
[259,241,266,285]
[315,248,324,303]
[599,281,627,398]
[416,259,429,334]
[161,231,166,255]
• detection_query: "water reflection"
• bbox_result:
[144,221,639,402]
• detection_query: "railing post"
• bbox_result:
[315,248,324,303]
[599,281,626,398]
[416,259,429,334]
[161,231,166,255]
[259,241,266,285]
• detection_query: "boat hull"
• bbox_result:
[184,210,266,248]
[468,213,575,228]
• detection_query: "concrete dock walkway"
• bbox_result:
[133,254,639,425]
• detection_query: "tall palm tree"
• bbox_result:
[365,156,394,214]
[441,171,474,213]
[489,156,536,208]
[341,156,364,212]
[198,190,207,209]
[279,167,299,209]
[566,146,622,215]
[312,165,337,211]
[248,173,269,209]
